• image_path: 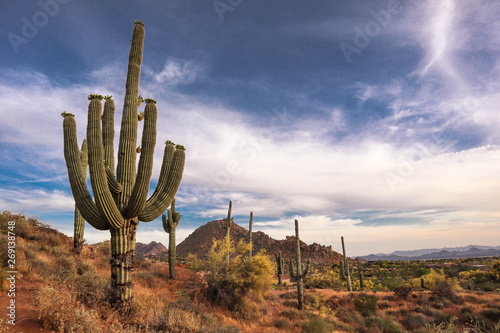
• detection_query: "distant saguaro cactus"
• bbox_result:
[289,219,310,310]
[275,250,284,287]
[358,260,364,290]
[62,21,185,312]
[248,211,253,259]
[162,198,181,279]
[73,139,87,255]
[341,236,352,292]
[224,200,232,264]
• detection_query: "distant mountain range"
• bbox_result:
[360,245,500,261]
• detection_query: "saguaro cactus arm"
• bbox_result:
[105,165,123,194]
[162,198,181,233]
[87,97,125,229]
[125,101,157,218]
[138,145,185,222]
[63,114,110,231]
[74,139,88,254]
[102,97,115,172]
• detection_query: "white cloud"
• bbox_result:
[0,188,74,212]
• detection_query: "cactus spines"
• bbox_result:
[289,219,310,310]
[248,211,253,259]
[275,251,284,287]
[162,198,181,279]
[62,22,185,313]
[341,236,352,292]
[73,139,88,254]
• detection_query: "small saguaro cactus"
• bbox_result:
[358,260,364,290]
[275,250,284,287]
[421,277,425,289]
[62,21,185,313]
[73,139,88,255]
[248,211,253,259]
[341,236,352,292]
[224,200,232,264]
[162,198,181,279]
[289,219,310,310]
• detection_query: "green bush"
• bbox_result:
[393,284,414,299]
[273,317,291,330]
[301,317,331,333]
[188,239,275,311]
[354,294,379,316]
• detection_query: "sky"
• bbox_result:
[1,0,499,256]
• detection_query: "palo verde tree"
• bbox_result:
[62,21,185,312]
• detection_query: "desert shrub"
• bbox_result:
[365,316,402,333]
[188,239,274,311]
[354,294,379,316]
[280,291,296,299]
[36,286,102,332]
[304,267,343,289]
[393,284,414,299]
[304,292,327,309]
[489,260,500,281]
[74,269,109,305]
[281,308,302,320]
[468,316,500,333]
[402,313,428,331]
[336,307,365,327]
[426,316,459,332]
[380,317,403,333]
[481,309,500,323]
[154,306,202,333]
[273,318,291,330]
[431,280,456,299]
[301,317,331,333]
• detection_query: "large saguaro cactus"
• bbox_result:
[162,198,181,279]
[73,139,87,255]
[289,219,310,310]
[62,21,185,312]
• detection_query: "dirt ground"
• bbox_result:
[0,279,51,332]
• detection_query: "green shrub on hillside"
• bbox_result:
[188,238,275,311]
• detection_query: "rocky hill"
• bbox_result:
[265,236,344,266]
[176,219,275,258]
[177,219,343,265]
[135,241,168,256]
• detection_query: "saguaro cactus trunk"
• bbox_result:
[224,200,232,264]
[275,250,284,287]
[289,219,310,310]
[341,236,352,292]
[248,211,253,259]
[62,21,185,313]
[73,139,87,255]
[162,198,181,279]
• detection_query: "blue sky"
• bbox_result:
[1,0,499,256]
